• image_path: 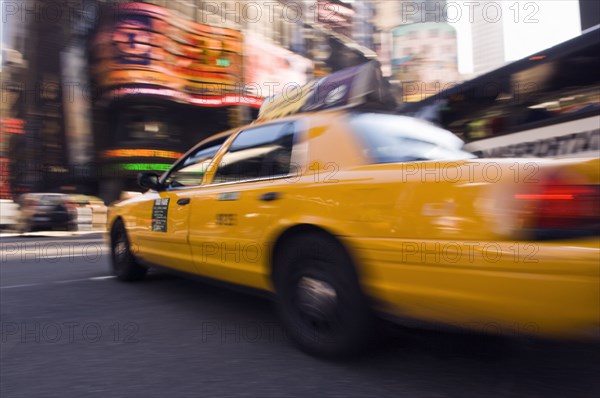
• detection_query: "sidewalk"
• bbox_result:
[0,230,106,239]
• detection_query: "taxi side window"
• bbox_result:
[213,122,295,184]
[165,136,229,189]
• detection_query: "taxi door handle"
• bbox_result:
[259,192,280,201]
[177,198,191,205]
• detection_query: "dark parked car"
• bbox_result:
[17,193,77,232]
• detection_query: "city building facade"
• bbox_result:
[470,0,505,75]
[1,0,375,202]
[390,21,459,102]
[373,0,458,102]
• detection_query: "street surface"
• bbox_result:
[1,233,599,397]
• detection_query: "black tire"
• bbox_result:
[273,233,374,358]
[110,220,147,282]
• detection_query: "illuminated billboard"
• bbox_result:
[391,22,459,101]
[92,2,261,107]
[244,32,313,98]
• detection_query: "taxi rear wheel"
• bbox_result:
[110,220,147,282]
[274,233,374,358]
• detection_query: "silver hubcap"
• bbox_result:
[114,238,127,260]
[296,277,337,321]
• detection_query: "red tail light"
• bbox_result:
[514,184,600,239]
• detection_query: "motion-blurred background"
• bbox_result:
[0,0,598,205]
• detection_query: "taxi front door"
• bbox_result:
[133,189,194,273]
[134,134,233,274]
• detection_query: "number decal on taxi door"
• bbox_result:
[216,213,237,226]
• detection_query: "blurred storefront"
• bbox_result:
[90,1,370,202]
[90,2,262,201]
[0,71,26,200]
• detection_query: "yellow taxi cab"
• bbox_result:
[107,63,600,357]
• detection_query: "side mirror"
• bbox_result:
[137,172,165,191]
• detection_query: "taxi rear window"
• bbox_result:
[348,113,475,164]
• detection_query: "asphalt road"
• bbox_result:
[1,234,599,398]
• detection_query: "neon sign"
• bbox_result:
[110,163,172,172]
[1,118,25,134]
[102,149,182,159]
[92,2,260,107]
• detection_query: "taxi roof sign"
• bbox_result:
[257,61,396,122]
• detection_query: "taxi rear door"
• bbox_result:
[187,121,300,289]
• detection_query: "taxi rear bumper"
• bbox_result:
[350,237,600,340]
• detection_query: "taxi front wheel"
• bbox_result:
[273,233,375,358]
[110,221,147,282]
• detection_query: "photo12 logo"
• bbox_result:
[1,322,140,344]
[400,2,540,24]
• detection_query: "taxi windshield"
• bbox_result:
[349,113,476,164]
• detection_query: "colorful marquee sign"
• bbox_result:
[92,2,261,107]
